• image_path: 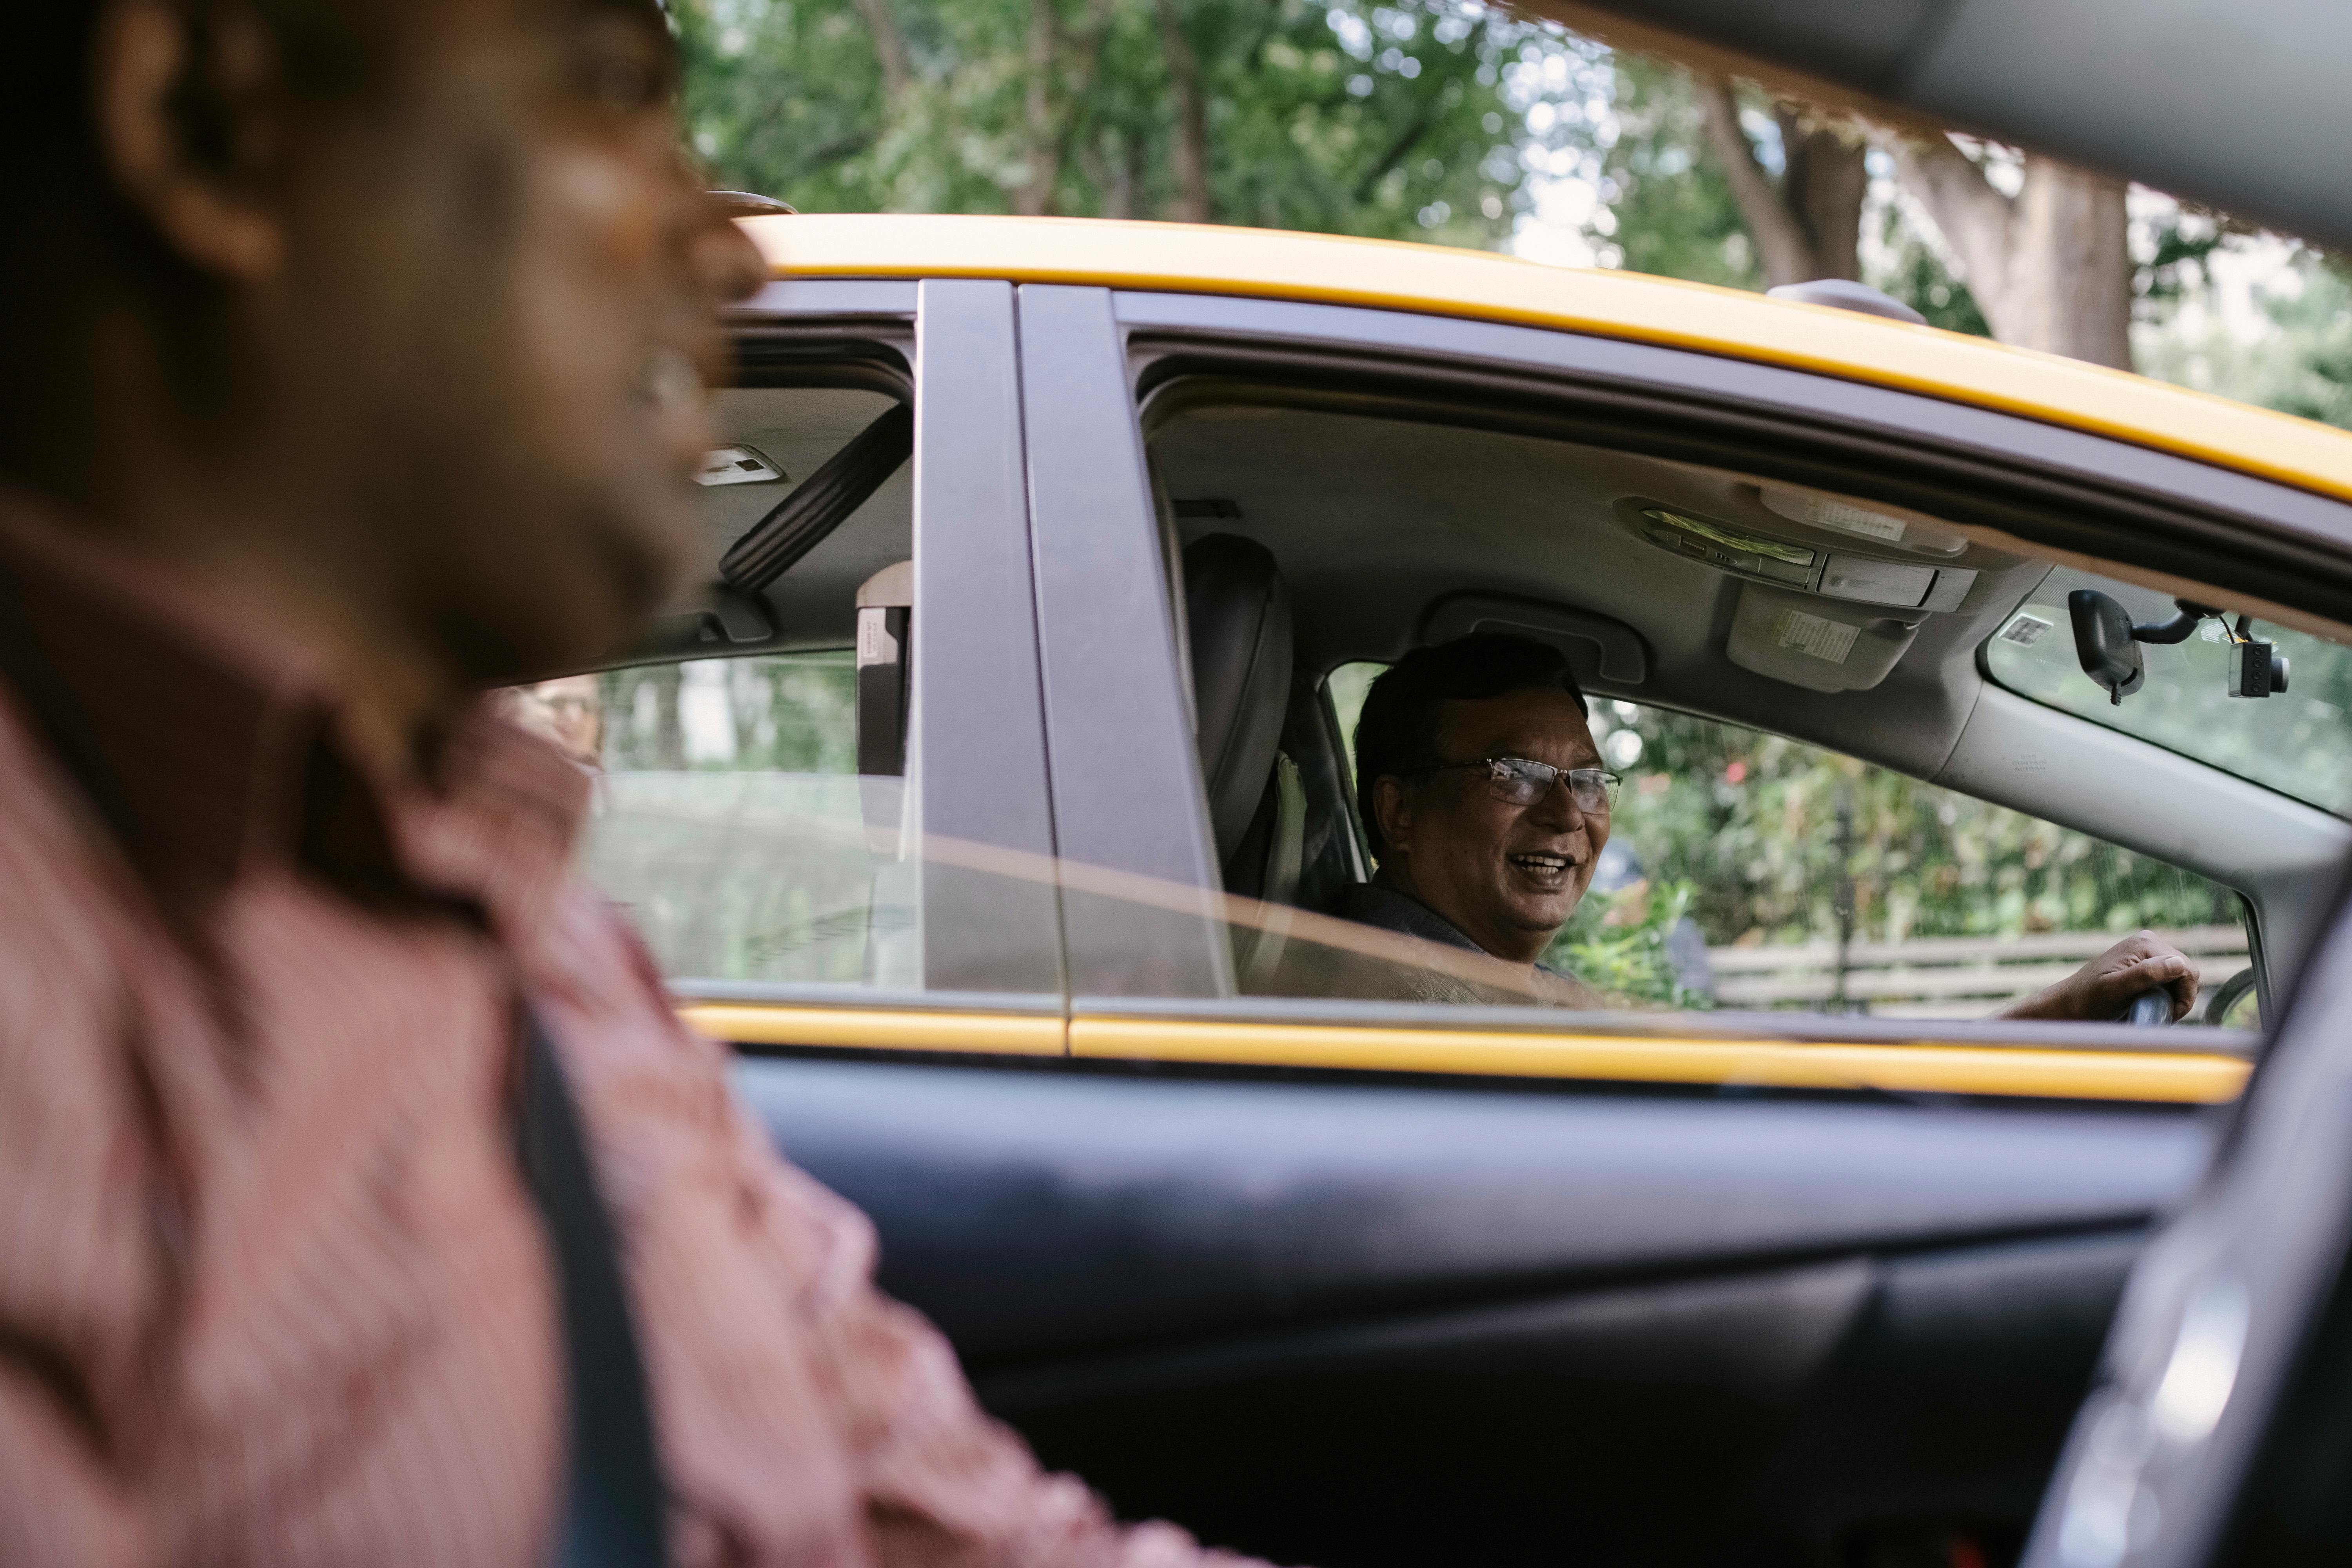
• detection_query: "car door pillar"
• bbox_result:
[911,278,1065,997]
[1016,284,1233,1000]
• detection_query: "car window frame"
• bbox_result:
[996,285,2352,1100]
[642,279,1068,1054]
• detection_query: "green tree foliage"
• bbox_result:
[1563,55,1988,330]
[2133,246,2352,432]
[602,654,857,773]
[1872,198,1991,336]
[1587,704,2232,949]
[676,0,1573,246]
[1548,877,1710,1008]
[2263,258,2352,429]
[1593,55,1760,289]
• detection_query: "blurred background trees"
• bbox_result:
[677,0,1571,245]
[677,0,2347,404]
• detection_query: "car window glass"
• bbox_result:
[1326,663,2254,1023]
[584,651,898,986]
[1984,564,2352,816]
[1124,386,2285,1062]
[503,381,1014,1002]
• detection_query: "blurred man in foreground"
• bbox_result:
[0,2,1272,1563]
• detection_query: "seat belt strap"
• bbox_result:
[514,1008,671,1568]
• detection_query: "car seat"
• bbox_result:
[1181,534,1303,983]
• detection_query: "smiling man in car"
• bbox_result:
[1347,634,2202,1020]
[0,2,1277,1563]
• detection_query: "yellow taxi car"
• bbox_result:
[552,212,2352,1566]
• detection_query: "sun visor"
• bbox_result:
[1724,581,1920,694]
[1418,592,1650,688]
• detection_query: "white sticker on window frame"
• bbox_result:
[2000,612,2056,648]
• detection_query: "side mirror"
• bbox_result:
[2068,590,2145,704]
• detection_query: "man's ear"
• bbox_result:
[1372,775,1415,863]
[95,0,288,281]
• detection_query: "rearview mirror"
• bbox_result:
[2068,590,2145,704]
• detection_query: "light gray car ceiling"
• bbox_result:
[1520,0,2352,254]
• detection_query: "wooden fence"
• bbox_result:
[1704,924,2251,1020]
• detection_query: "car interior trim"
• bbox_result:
[737,1053,2216,1563]
[1515,0,2352,259]
[730,331,915,390]
[733,278,921,319]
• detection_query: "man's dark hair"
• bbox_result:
[2,1,384,486]
[4,3,377,209]
[1354,633,1588,862]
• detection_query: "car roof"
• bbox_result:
[744,213,2352,508]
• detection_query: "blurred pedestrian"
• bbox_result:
[505,672,608,770]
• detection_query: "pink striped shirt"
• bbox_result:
[0,494,1270,1567]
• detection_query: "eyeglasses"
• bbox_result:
[1416,756,1620,813]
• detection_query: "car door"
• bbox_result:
[720,276,2352,1568]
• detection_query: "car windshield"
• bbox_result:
[1983,565,2352,817]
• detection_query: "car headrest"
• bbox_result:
[1184,534,1294,864]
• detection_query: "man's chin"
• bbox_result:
[1502,897,1577,941]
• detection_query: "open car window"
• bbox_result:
[1111,376,2326,1077]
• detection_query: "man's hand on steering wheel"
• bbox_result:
[1998,929,2199,1024]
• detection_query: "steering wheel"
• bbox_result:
[2205,965,2259,1027]
[2125,986,2176,1026]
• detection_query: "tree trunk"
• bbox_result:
[1776,107,1865,283]
[1694,74,1864,287]
[849,0,911,102]
[1155,0,1211,223]
[1080,127,1141,219]
[2010,158,2133,368]
[1016,0,1115,218]
[1696,74,1810,285]
[1017,0,1063,216]
[1880,132,2016,309]
[1882,135,2133,369]
[650,664,686,771]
